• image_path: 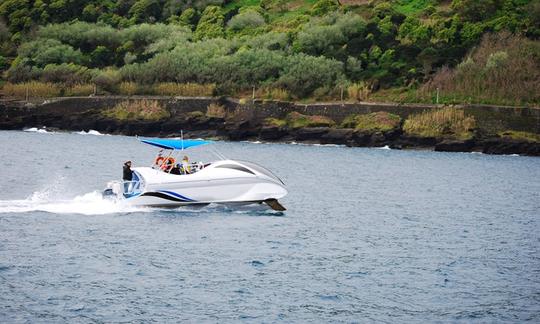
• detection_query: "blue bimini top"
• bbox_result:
[139,137,211,150]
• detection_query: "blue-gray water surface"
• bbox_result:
[0,129,539,323]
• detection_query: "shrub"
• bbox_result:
[206,103,226,118]
[153,82,215,96]
[341,112,401,132]
[103,100,170,121]
[310,0,340,16]
[2,81,61,98]
[403,108,476,140]
[264,117,287,127]
[256,87,290,101]
[129,0,162,23]
[18,38,85,67]
[41,63,92,85]
[194,6,224,40]
[498,130,540,143]
[420,32,540,106]
[285,111,335,128]
[118,81,139,95]
[93,69,121,92]
[171,8,197,28]
[37,22,121,49]
[277,54,345,98]
[294,13,366,57]
[347,82,370,101]
[245,32,288,51]
[6,63,42,83]
[65,84,94,96]
[227,10,266,32]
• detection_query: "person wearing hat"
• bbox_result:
[123,161,133,193]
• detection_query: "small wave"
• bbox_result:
[74,130,106,136]
[23,127,55,134]
[377,145,391,150]
[0,191,146,215]
[312,143,344,147]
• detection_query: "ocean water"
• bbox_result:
[0,129,539,323]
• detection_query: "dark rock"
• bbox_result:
[223,120,259,140]
[94,118,119,133]
[351,131,372,146]
[398,135,438,148]
[123,121,161,136]
[185,114,211,130]
[435,139,475,152]
[382,128,403,141]
[481,138,540,156]
[370,132,387,146]
[161,118,187,133]
[259,126,288,141]
[292,127,329,142]
[320,128,353,145]
[181,130,219,139]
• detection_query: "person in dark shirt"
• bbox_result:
[123,161,133,193]
[170,163,181,175]
[123,161,133,181]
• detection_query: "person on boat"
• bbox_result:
[161,157,174,172]
[123,161,133,192]
[170,163,181,175]
[181,155,191,174]
[154,150,164,169]
[123,161,133,181]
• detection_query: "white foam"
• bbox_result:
[0,191,147,215]
[23,127,55,134]
[377,145,391,150]
[74,130,105,136]
[313,143,343,147]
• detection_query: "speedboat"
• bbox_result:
[102,137,287,211]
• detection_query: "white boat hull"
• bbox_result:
[105,160,287,210]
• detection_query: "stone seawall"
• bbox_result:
[1,96,539,156]
[1,96,539,133]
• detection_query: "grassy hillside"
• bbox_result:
[0,0,538,105]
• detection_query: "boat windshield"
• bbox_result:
[238,160,284,184]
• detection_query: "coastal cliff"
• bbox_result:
[1,96,539,156]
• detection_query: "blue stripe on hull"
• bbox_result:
[158,190,195,202]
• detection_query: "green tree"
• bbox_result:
[129,0,162,23]
[310,0,339,16]
[194,5,224,40]
[451,0,499,22]
[90,45,114,67]
[277,54,344,97]
[227,9,266,32]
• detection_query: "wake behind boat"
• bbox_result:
[103,137,287,211]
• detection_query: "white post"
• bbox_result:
[436,87,440,105]
[181,129,184,150]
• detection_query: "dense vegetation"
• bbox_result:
[0,0,539,105]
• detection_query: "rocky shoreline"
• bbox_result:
[1,96,539,156]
